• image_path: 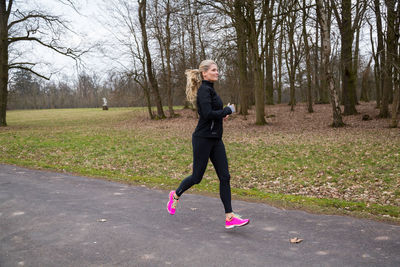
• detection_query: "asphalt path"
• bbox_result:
[1,164,399,266]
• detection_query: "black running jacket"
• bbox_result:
[192,80,232,139]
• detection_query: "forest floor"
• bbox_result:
[1,102,399,223]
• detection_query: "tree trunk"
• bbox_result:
[165,0,174,117]
[317,6,329,104]
[302,0,313,113]
[316,0,344,127]
[341,0,357,115]
[353,24,361,104]
[138,0,165,119]
[247,1,265,125]
[313,19,320,103]
[187,0,197,68]
[352,0,367,106]
[265,0,274,105]
[0,1,9,126]
[178,20,190,109]
[380,0,395,118]
[285,37,296,111]
[234,0,249,115]
[390,83,399,127]
[289,73,295,111]
[374,0,384,109]
[277,29,283,104]
[285,8,297,111]
[143,82,154,119]
[254,61,265,124]
[368,18,381,107]
[133,72,153,119]
[318,32,328,103]
[389,0,399,127]
[265,42,274,105]
[397,3,400,114]
[195,6,206,60]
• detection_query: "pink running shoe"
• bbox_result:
[225,213,250,229]
[167,191,179,215]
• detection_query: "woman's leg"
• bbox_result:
[209,139,232,214]
[175,137,213,197]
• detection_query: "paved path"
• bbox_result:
[1,164,399,266]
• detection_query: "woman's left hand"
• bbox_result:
[224,115,230,121]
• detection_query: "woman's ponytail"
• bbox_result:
[185,59,217,105]
[185,69,202,104]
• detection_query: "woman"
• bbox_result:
[167,60,250,229]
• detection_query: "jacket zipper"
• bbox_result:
[210,120,214,132]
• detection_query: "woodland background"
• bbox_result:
[2,0,399,127]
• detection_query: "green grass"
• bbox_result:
[1,107,399,224]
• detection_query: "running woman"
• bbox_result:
[167,60,250,229]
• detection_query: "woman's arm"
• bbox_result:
[197,87,232,120]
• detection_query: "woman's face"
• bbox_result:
[202,64,219,82]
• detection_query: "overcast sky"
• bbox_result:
[16,0,115,83]
[18,0,374,84]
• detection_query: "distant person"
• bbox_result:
[167,59,250,229]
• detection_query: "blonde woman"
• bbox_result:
[167,60,250,229]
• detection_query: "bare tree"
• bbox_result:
[352,0,368,105]
[275,25,284,104]
[302,0,313,113]
[284,1,302,111]
[196,0,251,115]
[0,0,84,126]
[389,0,399,127]
[316,0,344,127]
[247,1,267,124]
[233,0,250,115]
[371,0,385,109]
[138,0,165,119]
[331,0,366,115]
[101,0,154,118]
[315,2,330,104]
[264,0,276,106]
[151,0,175,117]
[381,0,396,118]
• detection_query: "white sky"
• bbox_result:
[13,0,116,83]
[16,0,375,84]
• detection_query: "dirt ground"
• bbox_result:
[126,102,400,208]
[132,101,400,138]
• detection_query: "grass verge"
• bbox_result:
[1,107,399,224]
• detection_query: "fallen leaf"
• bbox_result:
[290,237,303,243]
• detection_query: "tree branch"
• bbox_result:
[6,0,13,16]
[8,36,83,60]
[9,66,50,80]
[56,0,81,14]
[8,13,61,30]
[330,0,342,29]
[195,0,233,17]
[9,62,36,67]
[351,0,367,34]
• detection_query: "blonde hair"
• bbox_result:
[185,60,217,104]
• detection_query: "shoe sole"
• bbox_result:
[225,220,250,229]
[167,203,175,215]
[167,191,176,215]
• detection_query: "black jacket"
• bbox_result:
[192,80,232,139]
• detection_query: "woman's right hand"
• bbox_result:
[227,103,235,113]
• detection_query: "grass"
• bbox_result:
[1,106,399,224]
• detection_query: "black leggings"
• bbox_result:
[176,136,232,213]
